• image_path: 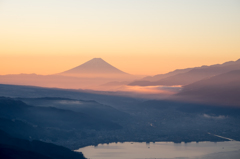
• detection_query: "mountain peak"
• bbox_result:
[85,58,109,65]
[92,58,103,60]
[90,58,104,61]
[60,58,130,78]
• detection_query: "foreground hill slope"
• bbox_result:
[0,130,86,159]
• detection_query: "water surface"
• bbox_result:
[76,141,240,159]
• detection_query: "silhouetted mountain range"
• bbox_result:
[129,58,240,86]
[0,58,139,90]
[1,58,240,158]
[0,84,141,108]
[0,83,240,152]
[175,70,240,106]
[141,68,192,82]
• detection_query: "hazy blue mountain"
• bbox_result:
[175,70,240,106]
[0,84,142,109]
[129,58,240,86]
[1,83,240,149]
[0,97,122,137]
[0,96,125,150]
[0,58,140,90]
[19,97,130,121]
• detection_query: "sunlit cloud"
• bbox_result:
[116,85,182,94]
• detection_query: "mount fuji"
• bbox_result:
[60,58,131,78]
[0,58,140,90]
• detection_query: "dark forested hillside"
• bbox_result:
[0,130,86,159]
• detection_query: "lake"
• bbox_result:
[76,141,240,159]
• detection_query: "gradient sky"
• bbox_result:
[1,0,240,75]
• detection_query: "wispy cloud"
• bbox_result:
[203,114,227,119]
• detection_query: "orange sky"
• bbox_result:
[1,55,239,76]
[0,0,240,76]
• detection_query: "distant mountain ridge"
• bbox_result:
[174,69,240,106]
[141,68,192,82]
[129,58,240,86]
[0,58,140,90]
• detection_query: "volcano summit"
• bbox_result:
[60,58,131,78]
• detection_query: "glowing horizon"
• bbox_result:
[1,0,240,76]
[1,56,239,76]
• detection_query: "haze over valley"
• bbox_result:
[1,57,240,158]
[1,0,240,158]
